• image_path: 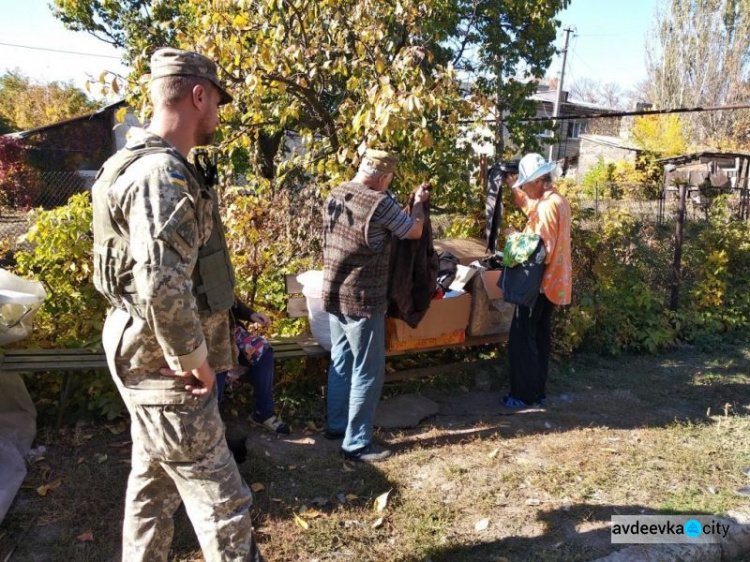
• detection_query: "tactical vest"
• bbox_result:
[92,144,235,318]
[192,178,236,313]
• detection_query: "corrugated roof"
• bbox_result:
[3,100,127,140]
[657,151,750,165]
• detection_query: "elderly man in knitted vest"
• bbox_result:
[322,149,429,462]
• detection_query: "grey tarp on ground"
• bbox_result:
[0,373,36,524]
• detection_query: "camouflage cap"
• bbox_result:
[150,47,233,105]
[359,149,398,174]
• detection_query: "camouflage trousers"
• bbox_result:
[119,387,263,562]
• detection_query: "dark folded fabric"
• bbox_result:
[387,202,439,329]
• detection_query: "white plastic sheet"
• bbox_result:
[0,268,46,346]
[0,269,45,523]
[0,373,37,524]
[296,270,332,351]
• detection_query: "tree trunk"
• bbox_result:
[257,130,284,180]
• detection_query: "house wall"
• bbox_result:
[577,138,638,179]
[537,101,620,163]
[24,113,114,172]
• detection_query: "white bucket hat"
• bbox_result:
[513,153,557,188]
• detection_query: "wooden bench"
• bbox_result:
[0,348,108,430]
[1,276,506,428]
[0,341,319,430]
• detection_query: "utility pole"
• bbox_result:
[549,26,573,161]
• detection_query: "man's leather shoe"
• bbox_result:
[341,445,391,463]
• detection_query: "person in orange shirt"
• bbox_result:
[503,153,572,409]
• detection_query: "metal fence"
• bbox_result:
[2,173,748,254]
[0,170,92,248]
[576,181,750,224]
[571,181,750,310]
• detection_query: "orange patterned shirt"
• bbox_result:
[512,187,572,305]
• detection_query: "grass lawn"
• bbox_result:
[2,338,750,561]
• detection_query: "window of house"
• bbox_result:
[567,121,586,138]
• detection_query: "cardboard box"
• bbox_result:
[433,238,512,336]
[433,238,488,266]
[386,293,471,350]
[467,269,514,336]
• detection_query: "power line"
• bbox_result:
[520,103,750,122]
[0,41,122,60]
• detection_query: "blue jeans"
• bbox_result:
[216,346,275,420]
[326,312,386,453]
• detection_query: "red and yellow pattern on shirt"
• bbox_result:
[512,188,572,305]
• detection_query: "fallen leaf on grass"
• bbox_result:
[251,483,265,493]
[488,448,500,459]
[524,499,541,506]
[342,463,354,472]
[76,530,94,542]
[293,514,309,530]
[345,494,359,502]
[373,490,391,512]
[94,454,108,464]
[372,517,385,529]
[300,508,323,519]
[76,458,85,465]
[475,518,490,532]
[37,478,62,497]
[289,465,298,470]
[271,498,282,503]
[264,451,271,457]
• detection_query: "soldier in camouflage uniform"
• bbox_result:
[91,48,263,562]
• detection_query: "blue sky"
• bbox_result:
[0,0,657,96]
[554,0,658,91]
[0,0,126,94]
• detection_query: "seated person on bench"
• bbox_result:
[216,300,290,435]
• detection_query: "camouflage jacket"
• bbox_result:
[93,129,234,392]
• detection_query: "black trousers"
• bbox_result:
[508,293,554,404]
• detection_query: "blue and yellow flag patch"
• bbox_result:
[169,171,187,188]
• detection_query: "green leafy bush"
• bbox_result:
[580,157,617,199]
[679,196,750,338]
[12,193,120,419]
[553,207,677,355]
[14,192,106,347]
[9,176,750,421]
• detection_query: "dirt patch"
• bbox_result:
[2,341,750,561]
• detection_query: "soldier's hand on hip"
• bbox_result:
[160,359,216,396]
